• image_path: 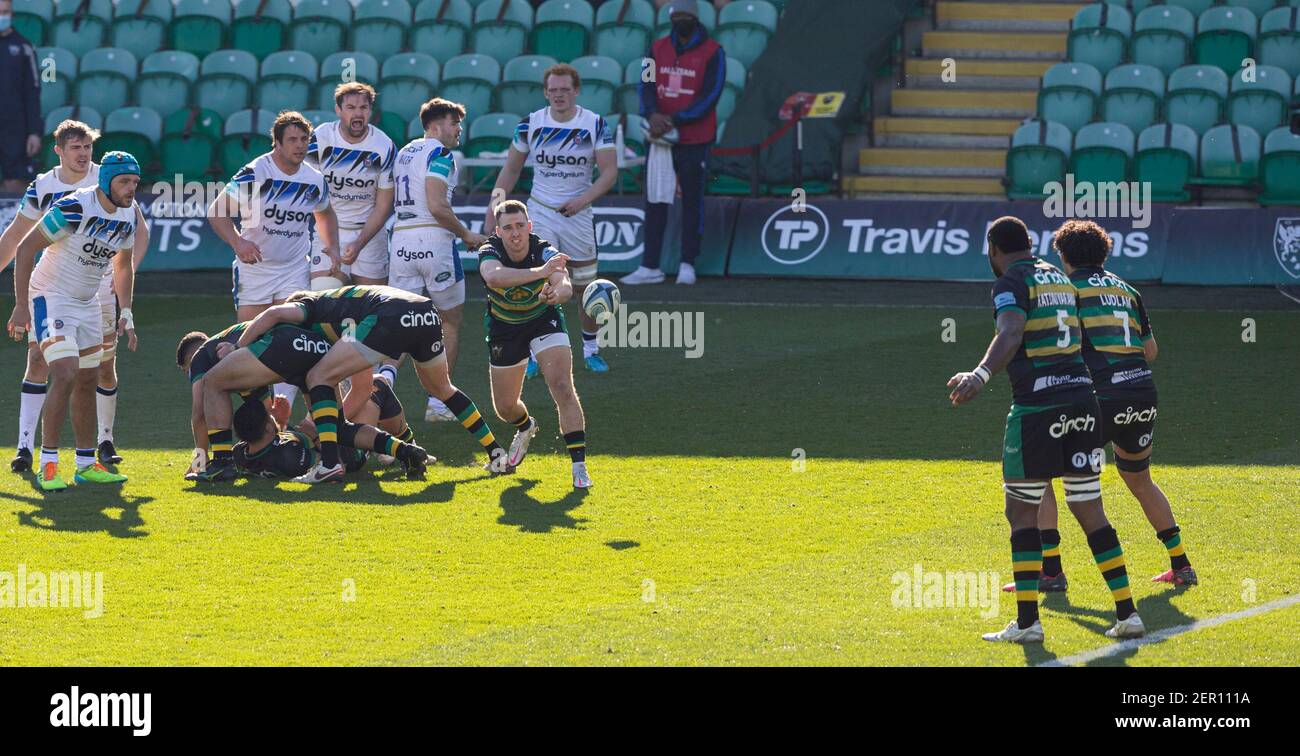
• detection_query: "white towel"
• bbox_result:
[646,141,676,204]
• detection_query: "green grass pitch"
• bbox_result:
[1,280,1296,665]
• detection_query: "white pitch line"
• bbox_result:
[1036,592,1300,667]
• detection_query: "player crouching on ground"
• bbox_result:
[479,201,592,489]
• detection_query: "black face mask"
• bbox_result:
[672,18,697,38]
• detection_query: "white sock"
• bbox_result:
[276,384,299,412]
[18,380,46,451]
[582,331,599,358]
[97,385,118,444]
[75,448,95,469]
[376,364,397,386]
[39,446,57,466]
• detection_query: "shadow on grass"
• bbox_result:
[497,478,588,534]
[1082,586,1195,668]
[182,463,493,506]
[3,477,151,538]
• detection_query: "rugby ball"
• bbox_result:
[311,275,347,291]
[582,279,621,323]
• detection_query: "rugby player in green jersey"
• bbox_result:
[478,200,592,489]
[948,216,1144,643]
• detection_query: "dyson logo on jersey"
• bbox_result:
[401,310,439,328]
[1113,406,1157,425]
[1050,413,1096,439]
[80,239,118,261]
[264,207,313,225]
[293,335,330,354]
[394,246,436,262]
[326,174,377,191]
[534,152,589,168]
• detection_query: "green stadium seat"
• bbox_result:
[74,47,136,118]
[44,105,103,144]
[1194,7,1257,75]
[1004,119,1072,200]
[1037,61,1103,134]
[412,0,472,64]
[1235,0,1281,19]
[1227,64,1291,137]
[195,49,258,118]
[98,106,163,174]
[136,50,200,119]
[471,0,534,67]
[1135,122,1197,201]
[594,0,653,68]
[1131,5,1194,76]
[351,0,411,62]
[532,0,593,62]
[717,56,746,122]
[368,109,407,148]
[50,0,109,57]
[171,0,232,59]
[571,55,620,115]
[110,0,172,60]
[220,107,274,175]
[161,106,221,180]
[256,50,317,115]
[37,46,76,117]
[714,0,778,69]
[1164,0,1214,15]
[1259,7,1300,79]
[380,52,440,122]
[1165,64,1227,135]
[441,53,501,120]
[655,0,715,35]
[408,115,424,140]
[231,0,292,61]
[290,0,352,62]
[317,51,380,109]
[1102,0,1153,11]
[617,58,645,115]
[1067,3,1131,76]
[465,110,519,184]
[1259,125,1300,204]
[14,0,54,46]
[301,109,334,128]
[495,54,556,117]
[1100,64,1165,135]
[1195,123,1260,186]
[1070,121,1134,186]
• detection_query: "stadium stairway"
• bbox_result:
[847,0,1083,200]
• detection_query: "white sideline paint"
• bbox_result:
[1036,592,1300,667]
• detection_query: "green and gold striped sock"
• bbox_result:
[443,390,502,455]
[208,429,233,461]
[1157,526,1191,570]
[308,385,340,467]
[1040,528,1062,576]
[1088,526,1136,620]
[1010,528,1042,630]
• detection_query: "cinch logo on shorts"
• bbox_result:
[293,334,329,354]
[1050,413,1096,439]
[394,247,434,262]
[1113,406,1157,425]
[264,207,312,225]
[401,310,438,328]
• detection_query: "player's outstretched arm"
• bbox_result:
[948,309,1025,407]
[479,253,569,289]
[483,147,528,234]
[236,303,306,348]
[541,268,572,305]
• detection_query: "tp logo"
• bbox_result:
[1273,218,1300,279]
[761,203,829,265]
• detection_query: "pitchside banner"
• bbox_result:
[727,198,1174,282]
[1162,207,1300,285]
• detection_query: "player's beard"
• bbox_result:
[110,189,134,208]
[347,119,367,139]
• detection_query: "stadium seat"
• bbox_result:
[1228,64,1291,138]
[110,0,172,60]
[412,0,472,64]
[532,0,594,62]
[231,0,292,61]
[1067,3,1131,76]
[1004,119,1072,200]
[170,0,232,59]
[43,106,104,168]
[471,0,534,67]
[256,50,318,115]
[440,53,501,119]
[136,50,201,119]
[1164,0,1214,15]
[1131,5,1194,76]
[618,58,646,115]
[50,0,109,57]
[351,0,412,62]
[594,0,654,68]
[220,108,274,175]
[408,115,424,140]
[1235,0,1281,20]
[465,111,519,185]
[74,47,137,118]
[1194,123,1260,186]
[717,56,747,122]
[1070,121,1135,185]
[1194,7,1258,75]
[1100,64,1165,135]
[160,105,221,181]
[14,0,54,46]
[367,109,406,147]
[195,49,258,119]
[1037,61,1103,134]
[1135,122,1198,201]
[98,106,163,175]
[655,0,715,35]
[1165,64,1228,135]
[290,0,352,62]
[317,51,380,109]
[1259,125,1300,204]
[380,52,440,122]
[714,0,779,69]
[1259,7,1300,79]
[301,109,334,128]
[571,55,620,115]
[37,46,76,117]
[496,55,555,117]
[1102,0,1152,11]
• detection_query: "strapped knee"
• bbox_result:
[1063,474,1102,503]
[1115,455,1151,473]
[1004,481,1048,505]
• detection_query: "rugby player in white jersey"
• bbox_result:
[390,98,488,422]
[6,151,142,491]
[208,110,339,411]
[485,63,619,375]
[0,121,147,472]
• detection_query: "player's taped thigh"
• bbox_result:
[568,260,598,288]
[428,280,465,311]
[78,346,104,370]
[1115,454,1151,472]
[1062,474,1102,503]
[1004,480,1048,504]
